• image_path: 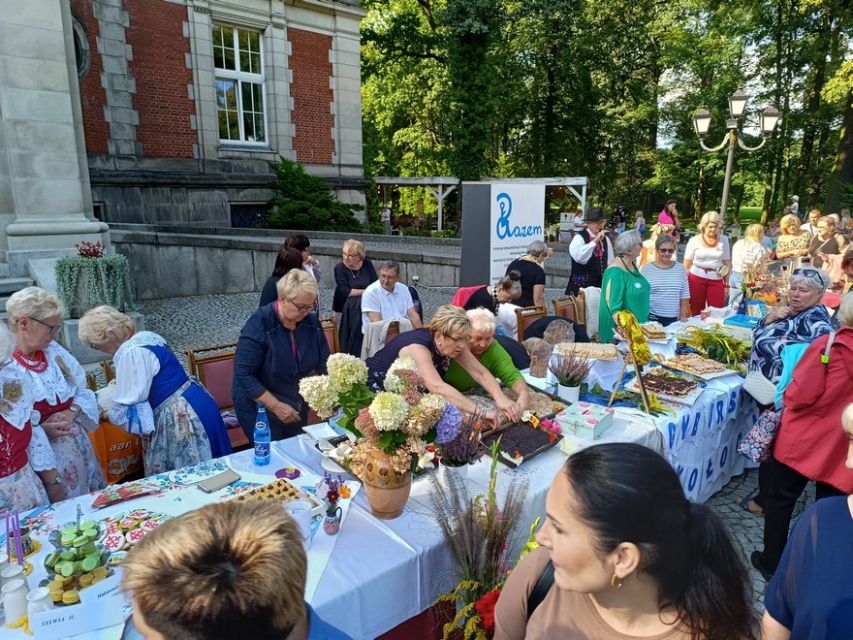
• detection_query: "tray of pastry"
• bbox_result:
[553,342,619,361]
[663,354,736,380]
[624,367,703,405]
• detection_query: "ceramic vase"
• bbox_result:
[436,460,468,490]
[361,448,412,520]
[322,508,342,536]
[558,384,581,403]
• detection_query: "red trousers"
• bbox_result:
[688,273,726,315]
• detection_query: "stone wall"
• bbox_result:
[110,224,465,300]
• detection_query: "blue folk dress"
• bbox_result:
[109,332,231,476]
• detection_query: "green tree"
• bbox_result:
[267,158,363,231]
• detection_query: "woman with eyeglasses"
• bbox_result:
[233,270,329,441]
[740,268,833,522]
[78,306,231,476]
[333,239,378,356]
[366,305,522,423]
[640,235,690,326]
[7,287,105,498]
[774,214,812,261]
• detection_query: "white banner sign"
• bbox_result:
[489,184,546,283]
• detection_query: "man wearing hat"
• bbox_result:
[565,207,614,295]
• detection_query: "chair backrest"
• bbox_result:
[552,292,586,327]
[186,343,238,411]
[384,320,401,347]
[101,360,116,383]
[515,306,546,341]
[320,316,340,354]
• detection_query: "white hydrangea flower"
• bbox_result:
[384,355,418,392]
[298,375,340,419]
[326,353,368,392]
[368,392,410,431]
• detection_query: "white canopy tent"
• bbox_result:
[373,176,459,231]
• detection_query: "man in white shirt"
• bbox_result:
[800,207,821,235]
[361,260,422,331]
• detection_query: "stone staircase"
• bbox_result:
[0,261,35,316]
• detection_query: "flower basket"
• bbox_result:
[55,251,134,319]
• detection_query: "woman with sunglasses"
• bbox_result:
[7,287,105,498]
[640,235,690,326]
[233,270,329,441]
[751,293,853,582]
[78,306,231,476]
[740,268,833,520]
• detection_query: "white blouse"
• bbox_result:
[0,363,56,471]
[731,239,769,273]
[107,332,166,436]
[684,235,731,280]
[11,341,98,431]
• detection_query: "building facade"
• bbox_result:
[71,0,367,226]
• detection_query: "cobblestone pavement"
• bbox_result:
[137,288,814,610]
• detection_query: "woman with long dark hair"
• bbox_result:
[494,443,758,640]
[259,247,303,307]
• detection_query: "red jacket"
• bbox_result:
[774,326,853,492]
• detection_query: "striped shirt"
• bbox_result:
[640,262,689,319]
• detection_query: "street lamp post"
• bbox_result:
[693,90,781,227]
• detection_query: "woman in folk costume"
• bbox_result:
[0,321,66,511]
[7,287,104,498]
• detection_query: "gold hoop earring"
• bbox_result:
[610,573,623,589]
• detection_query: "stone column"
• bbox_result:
[0,0,108,274]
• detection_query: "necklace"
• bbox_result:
[347,265,362,279]
[619,256,640,275]
[13,349,48,373]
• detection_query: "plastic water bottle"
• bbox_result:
[253,403,271,466]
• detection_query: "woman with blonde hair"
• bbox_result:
[79,306,231,476]
[730,223,769,303]
[683,211,732,313]
[366,305,522,423]
[233,269,329,441]
[7,287,104,498]
[333,238,378,356]
[0,322,65,510]
[775,213,812,261]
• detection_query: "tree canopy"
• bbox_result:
[361,0,853,222]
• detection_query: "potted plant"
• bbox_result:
[435,409,485,487]
[55,242,134,319]
[299,354,458,519]
[549,352,592,403]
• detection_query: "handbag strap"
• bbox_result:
[526,560,555,617]
[821,331,836,366]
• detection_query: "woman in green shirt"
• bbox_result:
[599,229,650,342]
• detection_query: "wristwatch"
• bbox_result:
[47,475,63,486]
[69,404,81,416]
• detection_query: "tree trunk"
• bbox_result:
[794,10,833,203]
[825,91,853,213]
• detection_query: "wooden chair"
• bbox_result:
[321,316,340,354]
[384,320,401,347]
[186,343,250,451]
[515,306,547,342]
[552,291,587,327]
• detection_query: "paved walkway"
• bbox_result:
[137,288,813,609]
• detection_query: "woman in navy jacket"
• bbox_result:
[233,270,329,442]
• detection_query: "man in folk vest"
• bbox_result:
[566,207,614,295]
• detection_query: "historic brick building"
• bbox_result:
[69,0,367,226]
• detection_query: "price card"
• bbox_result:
[32,592,130,640]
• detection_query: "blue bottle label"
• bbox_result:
[254,441,270,463]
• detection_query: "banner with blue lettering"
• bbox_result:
[489,184,546,283]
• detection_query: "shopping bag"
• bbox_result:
[737,407,782,463]
[88,420,144,484]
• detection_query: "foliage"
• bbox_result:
[362,0,853,219]
[432,437,530,639]
[267,157,363,232]
[75,241,105,258]
[677,326,752,370]
[55,254,134,319]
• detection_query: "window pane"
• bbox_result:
[212,26,225,69]
[254,115,265,143]
[249,51,261,75]
[252,83,264,115]
[223,37,235,71]
[238,30,250,73]
[241,82,254,113]
[216,79,239,140]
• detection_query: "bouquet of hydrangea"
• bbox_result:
[302,355,463,475]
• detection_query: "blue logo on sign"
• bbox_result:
[495,192,543,240]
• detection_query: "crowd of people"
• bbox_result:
[1,200,852,639]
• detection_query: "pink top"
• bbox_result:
[658,210,675,225]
